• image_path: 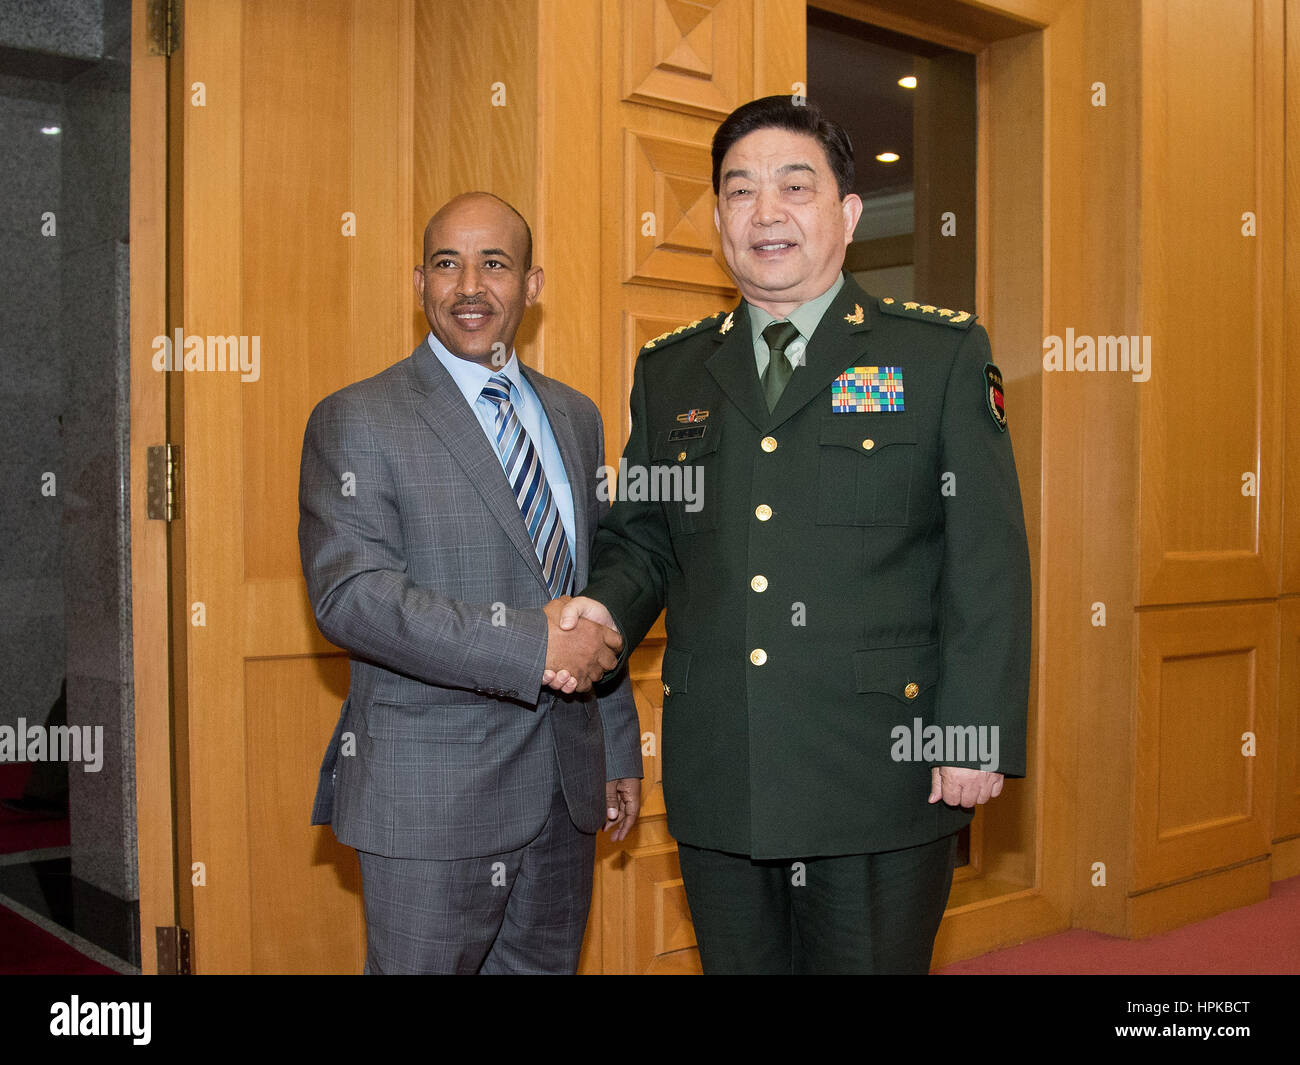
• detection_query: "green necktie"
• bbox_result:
[761,320,801,412]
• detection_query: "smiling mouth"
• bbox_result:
[452,306,492,325]
[752,241,796,253]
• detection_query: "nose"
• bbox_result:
[753,185,785,226]
[458,264,483,296]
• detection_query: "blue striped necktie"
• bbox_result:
[480,373,574,597]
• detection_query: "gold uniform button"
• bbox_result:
[663,683,671,696]
[760,436,778,453]
[755,504,773,521]
[862,439,875,450]
[750,648,768,666]
[677,450,687,461]
[750,575,768,592]
[904,682,920,700]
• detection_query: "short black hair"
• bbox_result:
[711,95,855,200]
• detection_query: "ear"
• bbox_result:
[714,204,721,232]
[841,193,863,243]
[413,265,425,301]
[525,265,545,305]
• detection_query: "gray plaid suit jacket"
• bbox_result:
[299,340,642,860]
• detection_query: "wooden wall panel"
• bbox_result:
[245,655,360,973]
[536,0,604,403]
[1285,0,1300,595]
[1134,604,1276,893]
[1138,0,1283,605]
[1276,599,1300,844]
[1043,0,1142,938]
[178,0,412,972]
[974,23,1044,899]
[412,0,538,351]
[241,1,351,583]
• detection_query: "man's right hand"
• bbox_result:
[542,596,622,694]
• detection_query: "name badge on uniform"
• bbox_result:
[832,366,904,413]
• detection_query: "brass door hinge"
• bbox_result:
[146,444,181,521]
[146,0,181,57]
[155,926,191,974]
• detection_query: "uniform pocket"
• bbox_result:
[816,415,916,526]
[852,642,939,703]
[364,700,488,743]
[660,646,692,697]
[650,427,721,535]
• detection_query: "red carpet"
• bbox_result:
[940,874,1300,974]
[0,904,116,975]
[0,763,69,854]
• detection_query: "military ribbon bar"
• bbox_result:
[831,366,904,413]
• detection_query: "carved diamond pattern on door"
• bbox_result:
[626,129,733,290]
[622,0,752,118]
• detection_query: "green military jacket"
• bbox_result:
[583,273,1031,859]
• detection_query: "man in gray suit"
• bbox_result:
[299,192,642,974]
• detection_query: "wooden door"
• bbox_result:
[173,0,414,973]
[579,0,805,974]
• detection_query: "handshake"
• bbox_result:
[541,596,622,694]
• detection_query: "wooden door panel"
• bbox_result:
[1137,0,1283,605]
[622,0,754,118]
[245,655,361,973]
[1134,603,1277,892]
[1276,599,1300,841]
[179,0,412,972]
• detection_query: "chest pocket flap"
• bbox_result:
[817,414,917,527]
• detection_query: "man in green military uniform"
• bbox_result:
[549,96,1031,974]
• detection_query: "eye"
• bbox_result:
[433,258,457,269]
[483,259,505,269]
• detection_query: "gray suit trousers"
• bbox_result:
[357,761,595,974]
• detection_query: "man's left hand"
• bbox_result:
[603,777,641,841]
[928,766,1004,808]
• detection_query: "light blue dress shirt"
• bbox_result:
[425,333,577,553]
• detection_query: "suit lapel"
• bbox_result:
[408,343,549,591]
[768,273,874,428]
[522,366,592,585]
[705,303,770,432]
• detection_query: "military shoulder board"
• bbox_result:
[642,311,727,351]
[877,297,976,330]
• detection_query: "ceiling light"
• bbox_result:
[898,76,917,89]
[41,125,61,135]
[875,152,900,163]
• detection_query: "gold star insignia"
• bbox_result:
[881,297,895,305]
[903,301,920,310]
[719,311,734,335]
[920,304,937,314]
[950,311,971,324]
[937,308,954,318]
[844,304,864,325]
